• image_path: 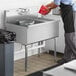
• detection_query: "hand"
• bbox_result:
[39,5,51,15]
[44,6,51,14]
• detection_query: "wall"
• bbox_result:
[0,0,75,10]
[0,0,52,10]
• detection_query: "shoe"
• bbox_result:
[57,58,67,64]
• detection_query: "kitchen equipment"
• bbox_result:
[64,60,76,71]
[19,20,35,26]
[0,29,16,76]
[0,29,16,43]
[52,7,61,15]
[6,15,59,45]
[5,9,59,71]
[43,61,76,76]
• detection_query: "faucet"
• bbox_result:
[16,8,30,15]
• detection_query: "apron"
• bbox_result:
[60,2,75,33]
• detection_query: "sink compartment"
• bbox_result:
[9,19,45,27]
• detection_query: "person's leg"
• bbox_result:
[64,32,76,57]
[63,36,73,61]
[57,33,73,64]
[64,33,76,61]
[57,33,76,64]
[58,3,76,64]
[72,12,76,59]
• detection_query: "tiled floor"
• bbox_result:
[14,52,62,76]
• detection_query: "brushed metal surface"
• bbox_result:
[6,15,59,45]
[43,64,76,76]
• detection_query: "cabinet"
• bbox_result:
[43,61,76,76]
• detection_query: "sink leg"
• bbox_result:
[25,45,27,71]
[38,41,43,57]
[38,42,40,57]
[38,41,42,57]
[54,38,57,61]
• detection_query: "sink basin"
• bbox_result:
[7,16,52,27]
[6,15,59,45]
[8,18,45,27]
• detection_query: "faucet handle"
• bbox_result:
[16,8,30,15]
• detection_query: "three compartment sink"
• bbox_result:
[6,15,59,45]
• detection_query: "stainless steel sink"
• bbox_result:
[6,15,59,45]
